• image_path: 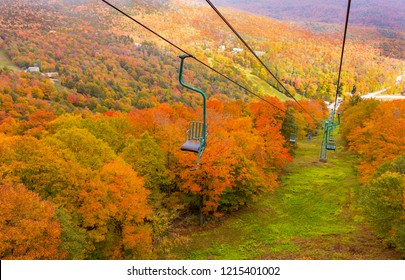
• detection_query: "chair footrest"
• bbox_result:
[181,140,200,153]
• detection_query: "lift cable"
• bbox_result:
[319,0,351,162]
[102,0,292,115]
[333,0,352,115]
[205,0,312,117]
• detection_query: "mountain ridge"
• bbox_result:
[0,0,403,115]
[213,0,405,31]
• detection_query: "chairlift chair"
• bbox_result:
[289,133,297,143]
[289,120,298,144]
[178,54,208,168]
[326,138,336,151]
[181,121,206,153]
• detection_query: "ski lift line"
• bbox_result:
[204,0,293,99]
[188,56,288,114]
[333,0,352,114]
[101,0,289,115]
[204,0,311,115]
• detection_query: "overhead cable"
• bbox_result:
[333,0,352,114]
[101,0,289,114]
[204,0,311,116]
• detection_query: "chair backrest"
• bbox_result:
[290,133,296,142]
[188,121,205,141]
[327,139,336,150]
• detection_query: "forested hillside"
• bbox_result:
[214,0,405,60]
[0,0,403,117]
[0,0,404,260]
[214,0,405,31]
[0,89,328,259]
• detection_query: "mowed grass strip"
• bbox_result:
[174,135,402,260]
[0,49,19,71]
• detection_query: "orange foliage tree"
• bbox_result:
[342,100,405,182]
[97,160,152,259]
[0,184,66,259]
[341,99,405,254]
[0,130,153,259]
[250,97,293,169]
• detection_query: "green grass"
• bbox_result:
[172,136,401,260]
[205,58,304,102]
[240,68,306,102]
[0,49,19,71]
[243,71,288,101]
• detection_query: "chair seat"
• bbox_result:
[181,140,200,153]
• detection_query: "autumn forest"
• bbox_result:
[0,0,404,260]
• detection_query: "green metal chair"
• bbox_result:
[178,54,208,168]
[326,137,336,151]
[289,133,297,143]
[288,117,298,144]
[181,121,206,153]
[320,112,340,162]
